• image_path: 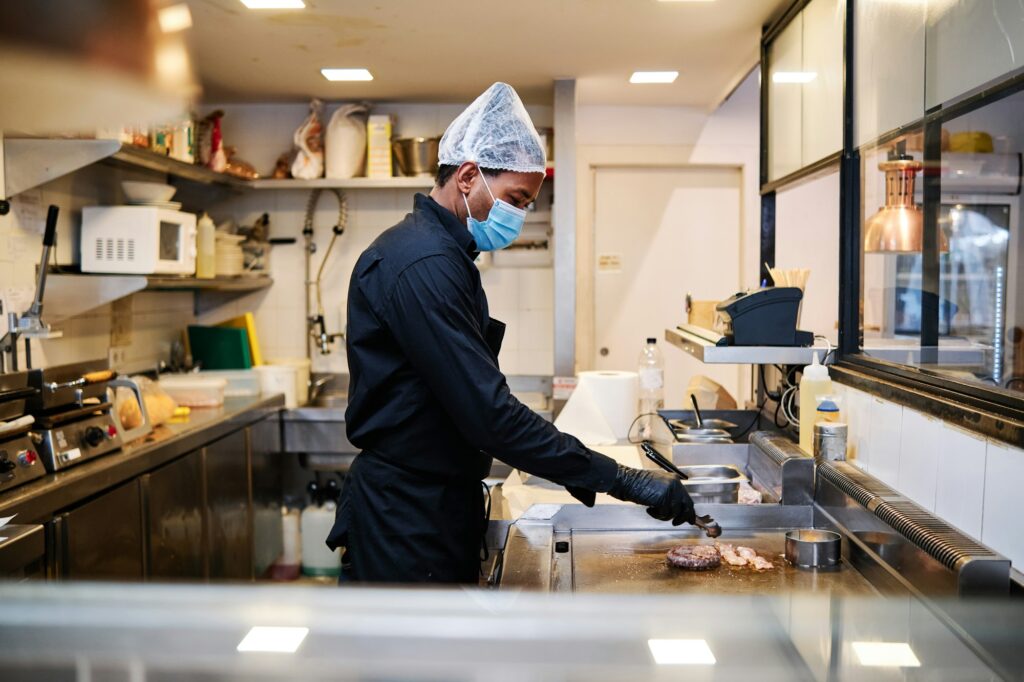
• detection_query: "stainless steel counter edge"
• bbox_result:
[0,394,285,522]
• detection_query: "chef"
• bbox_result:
[327,83,696,583]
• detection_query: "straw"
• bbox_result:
[765,264,811,291]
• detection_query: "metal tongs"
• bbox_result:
[640,442,722,538]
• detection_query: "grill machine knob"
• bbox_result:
[83,426,105,448]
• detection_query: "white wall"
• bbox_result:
[574,68,763,405]
[835,381,1024,571]
[202,101,555,376]
[775,170,841,343]
[577,68,762,297]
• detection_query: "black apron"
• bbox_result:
[327,319,505,585]
[331,454,486,584]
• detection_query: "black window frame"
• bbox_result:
[761,0,1024,447]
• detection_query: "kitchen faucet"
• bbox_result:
[303,188,347,356]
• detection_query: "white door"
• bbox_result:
[592,166,743,405]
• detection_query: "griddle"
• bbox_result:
[568,529,874,595]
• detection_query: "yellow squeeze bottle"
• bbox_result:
[798,352,832,454]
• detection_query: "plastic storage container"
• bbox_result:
[198,369,260,398]
[157,375,227,407]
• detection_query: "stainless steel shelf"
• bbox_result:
[665,326,829,365]
[108,145,247,188]
[4,139,434,193]
[144,275,273,291]
[249,176,434,190]
[3,138,121,198]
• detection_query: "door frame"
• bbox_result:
[575,146,746,372]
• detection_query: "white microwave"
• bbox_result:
[81,206,197,275]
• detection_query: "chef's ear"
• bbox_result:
[454,162,479,195]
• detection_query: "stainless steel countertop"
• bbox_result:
[0,582,1019,681]
[0,393,285,522]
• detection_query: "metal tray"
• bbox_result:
[679,464,746,504]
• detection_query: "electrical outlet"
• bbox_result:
[109,347,127,368]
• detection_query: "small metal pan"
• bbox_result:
[785,529,841,569]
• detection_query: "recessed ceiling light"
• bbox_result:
[158,4,192,32]
[647,639,717,665]
[772,71,817,84]
[237,626,309,654]
[656,0,716,3]
[630,71,679,84]
[321,68,374,82]
[852,642,921,668]
[240,0,305,9]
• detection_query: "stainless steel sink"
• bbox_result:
[309,372,349,408]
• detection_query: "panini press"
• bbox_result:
[0,372,45,492]
[26,360,124,473]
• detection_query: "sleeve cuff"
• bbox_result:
[584,450,622,493]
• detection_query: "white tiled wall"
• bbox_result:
[480,267,554,376]
[834,382,1024,568]
[0,165,195,373]
[202,187,555,377]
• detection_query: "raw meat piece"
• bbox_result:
[717,543,747,566]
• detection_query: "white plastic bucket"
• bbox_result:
[268,357,311,406]
[255,365,298,408]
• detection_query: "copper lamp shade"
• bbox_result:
[864,158,950,253]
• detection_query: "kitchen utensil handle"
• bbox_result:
[108,377,152,444]
[27,205,59,320]
[640,442,687,480]
[42,205,58,247]
[0,387,36,403]
[690,394,704,428]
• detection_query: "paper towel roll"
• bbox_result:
[578,371,639,439]
[554,370,640,444]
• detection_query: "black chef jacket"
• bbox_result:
[327,193,619,583]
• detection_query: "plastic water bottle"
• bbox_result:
[638,337,665,439]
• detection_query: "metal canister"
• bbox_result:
[813,422,848,461]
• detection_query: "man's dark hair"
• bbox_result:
[435,164,502,187]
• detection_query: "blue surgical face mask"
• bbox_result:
[462,171,526,251]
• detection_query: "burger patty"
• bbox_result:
[666,544,721,570]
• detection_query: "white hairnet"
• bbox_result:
[438,82,547,174]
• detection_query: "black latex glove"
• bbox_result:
[607,465,696,526]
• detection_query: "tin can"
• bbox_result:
[813,422,848,462]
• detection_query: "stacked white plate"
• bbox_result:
[215,232,246,276]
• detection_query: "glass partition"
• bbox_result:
[766,0,844,182]
[854,0,925,147]
[926,0,1024,109]
[857,93,1024,396]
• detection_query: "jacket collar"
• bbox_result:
[415,193,479,258]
